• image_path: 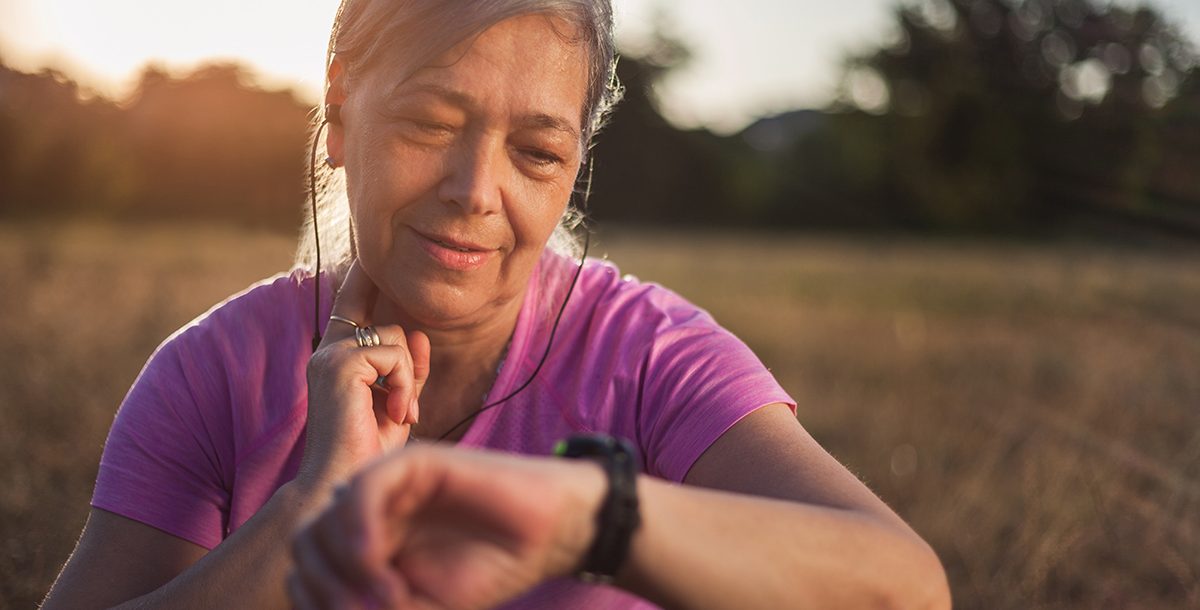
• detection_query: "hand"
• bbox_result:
[297,261,432,490]
[288,446,606,610]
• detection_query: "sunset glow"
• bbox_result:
[2,0,1198,131]
[0,0,338,100]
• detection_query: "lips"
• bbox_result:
[411,228,497,271]
[413,228,490,251]
[429,236,486,252]
[433,239,474,252]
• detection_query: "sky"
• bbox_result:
[1,0,1198,133]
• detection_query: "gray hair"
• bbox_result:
[295,0,622,276]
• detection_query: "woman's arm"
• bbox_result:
[42,482,329,609]
[44,263,429,609]
[620,403,950,609]
[290,405,951,610]
[42,510,206,609]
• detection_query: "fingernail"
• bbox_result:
[411,397,420,424]
[389,395,406,425]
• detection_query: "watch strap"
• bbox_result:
[554,434,642,582]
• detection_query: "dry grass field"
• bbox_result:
[2,220,1198,609]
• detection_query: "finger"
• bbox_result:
[343,343,415,426]
[329,323,411,383]
[331,467,428,605]
[324,260,381,345]
[326,323,419,426]
[385,387,411,428]
[343,452,428,560]
[405,330,431,425]
[362,326,418,425]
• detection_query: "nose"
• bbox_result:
[437,133,504,215]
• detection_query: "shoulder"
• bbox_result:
[571,256,721,344]
[534,254,794,480]
[141,268,322,416]
[535,251,737,376]
[163,269,318,354]
[107,268,320,469]
[555,253,712,325]
[95,271,318,548]
[118,268,322,434]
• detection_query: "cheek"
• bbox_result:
[528,150,581,224]
[510,182,572,249]
[348,135,441,215]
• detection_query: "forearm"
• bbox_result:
[114,480,330,610]
[614,477,950,610]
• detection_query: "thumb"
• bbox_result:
[405,330,431,425]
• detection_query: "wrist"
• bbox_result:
[281,473,342,523]
[547,460,607,578]
[294,442,374,495]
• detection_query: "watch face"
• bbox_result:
[555,434,636,460]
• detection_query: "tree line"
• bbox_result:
[1,0,1196,235]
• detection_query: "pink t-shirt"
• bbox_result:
[93,251,795,608]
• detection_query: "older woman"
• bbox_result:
[44,1,949,609]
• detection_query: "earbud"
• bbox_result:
[325,103,342,126]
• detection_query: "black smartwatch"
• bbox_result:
[553,434,641,582]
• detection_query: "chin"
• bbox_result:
[383,273,492,329]
[366,243,526,329]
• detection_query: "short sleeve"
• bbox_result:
[92,326,235,550]
[637,316,795,482]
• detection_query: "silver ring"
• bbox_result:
[355,326,381,348]
[329,314,361,329]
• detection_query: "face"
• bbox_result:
[327,15,588,330]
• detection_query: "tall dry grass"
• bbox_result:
[0,221,295,607]
[2,220,1197,609]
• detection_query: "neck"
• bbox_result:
[371,292,524,440]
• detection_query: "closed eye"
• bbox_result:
[409,119,453,134]
[521,148,564,166]
[394,118,457,147]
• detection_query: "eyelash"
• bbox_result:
[398,118,564,169]
[522,148,564,167]
[410,120,452,134]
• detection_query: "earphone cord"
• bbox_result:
[309,120,327,352]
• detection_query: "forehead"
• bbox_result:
[366,14,590,132]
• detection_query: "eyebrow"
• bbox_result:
[521,113,580,141]
[396,82,580,141]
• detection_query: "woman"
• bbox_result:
[44,1,950,608]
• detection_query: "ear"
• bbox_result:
[325,55,348,163]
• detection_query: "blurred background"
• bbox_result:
[1,0,1198,608]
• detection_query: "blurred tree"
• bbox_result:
[123,63,310,229]
[811,0,1199,232]
[0,66,133,218]
[0,61,311,229]
[1145,62,1200,233]
[4,1,1196,235]
[586,22,740,226]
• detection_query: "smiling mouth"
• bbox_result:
[411,228,496,271]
